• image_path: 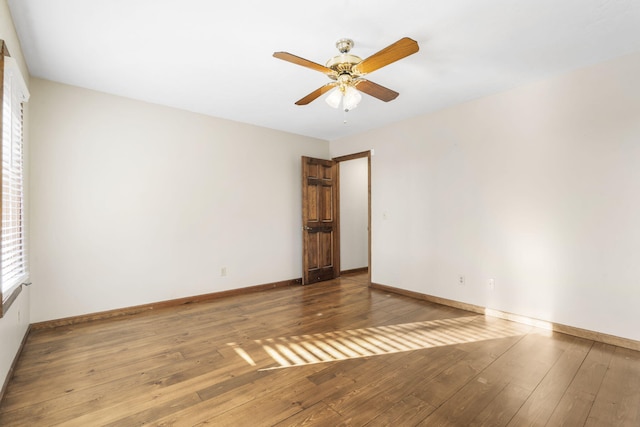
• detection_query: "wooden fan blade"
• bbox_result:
[354,79,399,102]
[273,52,337,77]
[295,83,337,105]
[353,37,419,75]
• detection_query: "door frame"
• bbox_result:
[332,150,372,285]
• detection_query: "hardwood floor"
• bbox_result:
[1,273,639,426]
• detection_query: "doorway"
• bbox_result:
[334,151,371,283]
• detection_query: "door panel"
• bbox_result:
[302,156,339,284]
[322,186,333,220]
[308,185,318,221]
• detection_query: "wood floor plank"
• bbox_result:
[364,394,436,426]
[412,332,525,407]
[274,401,344,426]
[507,333,593,426]
[102,392,203,427]
[153,367,318,426]
[1,273,639,426]
[469,382,532,426]
[585,346,640,426]
[421,332,565,425]
[546,341,616,426]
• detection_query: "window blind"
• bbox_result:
[1,56,29,298]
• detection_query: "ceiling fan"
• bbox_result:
[273,37,419,111]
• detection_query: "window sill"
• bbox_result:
[1,284,23,318]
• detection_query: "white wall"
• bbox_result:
[330,52,640,342]
[339,157,368,271]
[29,78,329,322]
[1,0,31,391]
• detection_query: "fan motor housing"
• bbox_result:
[326,53,363,77]
[325,38,363,78]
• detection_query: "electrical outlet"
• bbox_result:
[458,275,465,286]
[221,267,227,277]
[488,279,495,290]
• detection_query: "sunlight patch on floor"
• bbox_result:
[227,315,529,370]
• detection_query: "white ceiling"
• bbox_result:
[7,0,640,141]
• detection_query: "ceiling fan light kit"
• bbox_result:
[325,84,362,112]
[273,37,419,112]
[325,87,343,109]
[325,73,363,111]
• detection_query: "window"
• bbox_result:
[1,42,29,316]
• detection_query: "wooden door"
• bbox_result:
[302,156,339,285]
